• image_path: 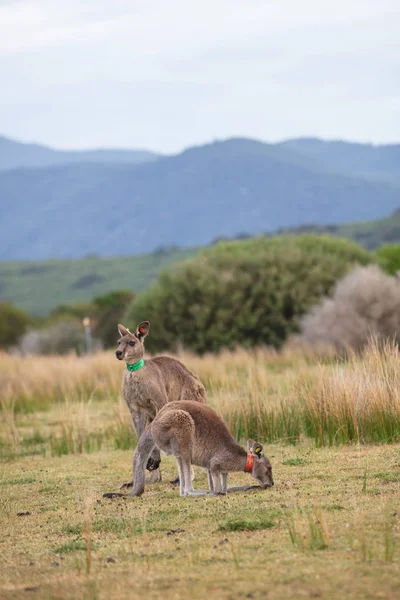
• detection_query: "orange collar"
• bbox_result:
[244,452,254,473]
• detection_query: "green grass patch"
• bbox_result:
[54,539,87,554]
[287,507,329,553]
[218,516,275,532]
[62,524,84,536]
[49,429,105,457]
[282,458,307,466]
[21,432,47,445]
[93,517,141,535]
[302,405,400,447]
[230,402,301,445]
[0,476,36,485]
[375,471,400,483]
[110,423,135,451]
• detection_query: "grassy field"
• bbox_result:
[1,343,399,599]
[0,248,196,316]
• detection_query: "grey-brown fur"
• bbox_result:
[116,322,207,487]
[131,401,274,497]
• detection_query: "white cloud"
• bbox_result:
[0,0,399,151]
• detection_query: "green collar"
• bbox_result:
[126,359,145,372]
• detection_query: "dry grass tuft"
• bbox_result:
[1,339,400,452]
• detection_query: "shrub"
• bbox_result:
[126,235,372,353]
[0,302,31,349]
[19,319,89,355]
[300,265,400,351]
[375,244,400,275]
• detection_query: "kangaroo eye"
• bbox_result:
[129,340,136,347]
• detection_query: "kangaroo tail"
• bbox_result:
[131,426,156,497]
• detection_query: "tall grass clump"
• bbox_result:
[0,352,121,413]
[2,339,400,449]
[208,351,303,443]
[204,339,400,446]
[297,339,400,445]
[46,399,135,457]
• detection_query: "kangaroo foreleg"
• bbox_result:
[176,457,185,497]
[146,445,161,472]
[220,473,228,494]
[145,414,162,483]
[211,471,223,495]
[207,470,214,493]
[133,413,158,472]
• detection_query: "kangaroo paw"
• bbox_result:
[226,485,258,493]
[146,457,161,471]
[182,489,210,497]
[120,480,133,490]
[170,476,180,486]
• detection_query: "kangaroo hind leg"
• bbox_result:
[181,457,209,496]
[162,409,207,497]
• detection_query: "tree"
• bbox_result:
[126,235,372,353]
[0,302,31,348]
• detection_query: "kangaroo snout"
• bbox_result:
[261,480,274,489]
[115,350,124,360]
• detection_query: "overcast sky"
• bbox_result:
[0,0,399,153]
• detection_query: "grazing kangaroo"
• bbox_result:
[112,322,207,490]
[130,401,274,497]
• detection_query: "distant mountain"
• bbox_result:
[0,136,399,260]
[275,208,400,250]
[0,135,159,170]
[279,138,400,183]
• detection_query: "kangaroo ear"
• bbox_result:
[118,324,129,337]
[248,440,263,457]
[136,321,150,340]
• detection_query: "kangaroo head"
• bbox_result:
[247,440,274,489]
[115,322,150,362]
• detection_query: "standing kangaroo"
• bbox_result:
[112,322,207,490]
[130,401,274,497]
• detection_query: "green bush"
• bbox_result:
[0,302,31,348]
[375,244,400,275]
[126,235,372,354]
